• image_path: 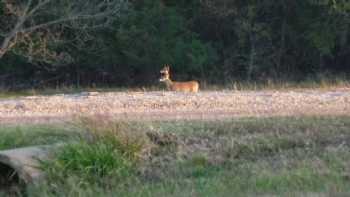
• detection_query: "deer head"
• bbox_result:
[159,64,170,82]
[160,64,170,75]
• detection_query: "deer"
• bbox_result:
[159,65,199,93]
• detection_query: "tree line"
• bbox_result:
[0,0,349,89]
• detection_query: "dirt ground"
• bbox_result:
[0,89,350,124]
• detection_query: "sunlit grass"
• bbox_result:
[0,125,79,150]
[2,116,350,196]
[0,75,349,99]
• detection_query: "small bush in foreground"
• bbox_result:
[38,117,152,192]
[41,140,136,187]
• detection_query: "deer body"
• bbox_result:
[159,65,199,93]
[162,78,199,92]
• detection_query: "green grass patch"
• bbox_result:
[2,116,350,196]
[0,125,79,150]
[41,140,136,185]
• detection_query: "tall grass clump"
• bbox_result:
[39,117,152,191]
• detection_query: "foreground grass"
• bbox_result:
[1,116,350,196]
[0,125,79,150]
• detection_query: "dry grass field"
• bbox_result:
[0,88,350,124]
[1,88,350,196]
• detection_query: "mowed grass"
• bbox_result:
[0,125,80,150]
[1,116,350,196]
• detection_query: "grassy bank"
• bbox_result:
[1,116,350,196]
[0,77,349,99]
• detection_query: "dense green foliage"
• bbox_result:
[0,0,349,89]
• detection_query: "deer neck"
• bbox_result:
[163,78,173,89]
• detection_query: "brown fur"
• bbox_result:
[159,65,199,93]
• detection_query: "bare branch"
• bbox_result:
[22,0,33,17]
[27,0,52,17]
[20,11,117,33]
[0,0,128,60]
[200,0,238,17]
[0,32,8,37]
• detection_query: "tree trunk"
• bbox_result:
[275,0,288,77]
[277,14,286,75]
[340,22,348,48]
[76,66,81,88]
[0,36,13,59]
[247,32,256,80]
[319,53,325,71]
